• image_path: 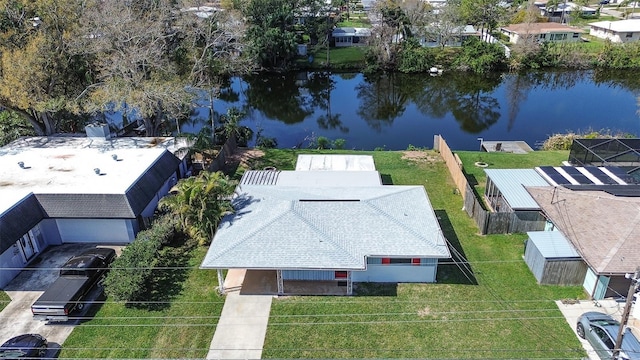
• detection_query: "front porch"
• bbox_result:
[220,269,350,296]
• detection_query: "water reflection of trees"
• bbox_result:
[243,73,313,124]
[356,73,417,132]
[307,72,348,133]
[355,72,503,133]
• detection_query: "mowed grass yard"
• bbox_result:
[51,148,587,358]
[247,149,588,359]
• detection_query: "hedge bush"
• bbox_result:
[103,215,177,302]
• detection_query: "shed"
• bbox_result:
[524,231,587,285]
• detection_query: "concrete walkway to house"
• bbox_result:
[206,269,273,360]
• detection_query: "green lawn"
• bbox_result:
[456,150,568,195]
[302,46,367,68]
[60,246,224,359]
[259,149,586,359]
[0,291,9,313]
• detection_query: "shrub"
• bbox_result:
[103,215,177,302]
[333,138,346,149]
[316,136,331,149]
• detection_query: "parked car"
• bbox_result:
[0,334,47,358]
[576,311,640,360]
[31,247,116,322]
[599,0,610,4]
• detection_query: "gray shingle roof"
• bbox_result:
[126,150,180,214]
[0,193,45,253]
[527,186,640,274]
[201,186,450,270]
[35,193,135,218]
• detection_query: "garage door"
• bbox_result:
[56,219,134,243]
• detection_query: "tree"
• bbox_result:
[0,0,91,135]
[159,171,236,245]
[71,0,195,137]
[0,110,35,146]
[460,0,506,36]
[243,0,298,69]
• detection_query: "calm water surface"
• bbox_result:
[180,70,640,151]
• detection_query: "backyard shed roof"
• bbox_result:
[484,169,550,210]
[295,154,376,171]
[201,185,450,270]
[527,186,640,274]
[527,231,580,259]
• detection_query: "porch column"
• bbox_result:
[276,269,284,295]
[347,271,353,295]
[217,269,225,294]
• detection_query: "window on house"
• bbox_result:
[412,258,421,266]
[573,32,579,38]
[335,271,348,279]
[389,258,411,264]
[626,32,633,38]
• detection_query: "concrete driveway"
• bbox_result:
[0,243,121,357]
[556,298,627,360]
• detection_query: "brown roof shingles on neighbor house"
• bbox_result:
[502,22,584,35]
[526,186,640,275]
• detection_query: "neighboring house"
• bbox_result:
[500,23,584,44]
[540,2,597,20]
[201,155,451,295]
[418,25,480,47]
[527,185,640,299]
[589,19,640,43]
[0,134,188,288]
[482,166,632,233]
[332,27,371,47]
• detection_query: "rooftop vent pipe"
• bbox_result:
[112,154,118,161]
[18,161,25,169]
[94,168,101,175]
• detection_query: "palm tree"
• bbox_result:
[159,171,237,245]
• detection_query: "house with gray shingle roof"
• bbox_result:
[0,135,187,288]
[526,186,640,299]
[201,155,451,295]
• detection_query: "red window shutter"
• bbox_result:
[335,271,348,279]
[381,258,391,265]
[412,258,421,265]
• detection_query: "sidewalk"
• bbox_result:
[207,270,273,360]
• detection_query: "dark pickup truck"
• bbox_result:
[31,247,116,322]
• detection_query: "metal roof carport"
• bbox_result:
[484,169,550,211]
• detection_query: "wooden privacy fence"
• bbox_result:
[209,136,238,173]
[433,135,545,235]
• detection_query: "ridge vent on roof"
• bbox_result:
[298,199,360,202]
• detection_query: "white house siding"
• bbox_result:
[351,258,438,283]
[56,219,136,243]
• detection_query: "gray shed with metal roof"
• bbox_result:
[484,169,549,211]
[524,231,587,285]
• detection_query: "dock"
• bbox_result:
[480,141,533,154]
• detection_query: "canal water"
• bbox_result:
[169,70,640,151]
